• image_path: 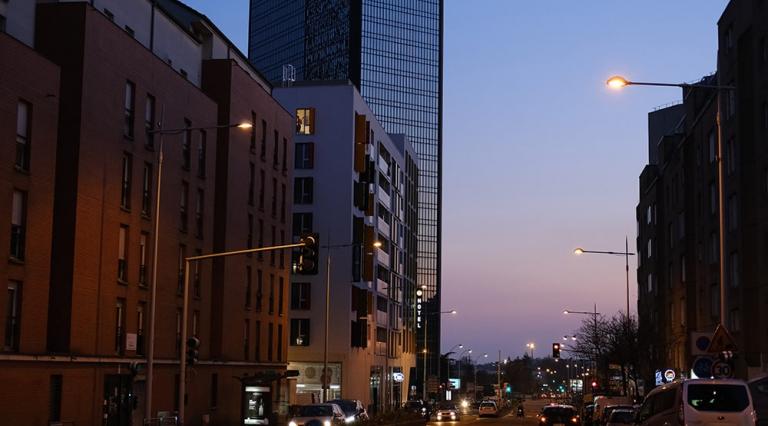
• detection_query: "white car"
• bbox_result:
[478,400,499,417]
[288,404,346,426]
[635,378,756,426]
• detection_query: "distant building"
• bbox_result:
[248,0,444,386]
[0,1,293,425]
[273,81,419,410]
[636,0,768,384]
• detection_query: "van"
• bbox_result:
[635,379,756,426]
[593,395,631,424]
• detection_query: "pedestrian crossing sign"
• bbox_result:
[706,325,737,353]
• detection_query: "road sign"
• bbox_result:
[664,369,676,382]
[707,325,737,353]
[711,360,733,378]
[691,332,712,356]
[692,356,714,379]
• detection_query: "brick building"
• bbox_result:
[0,1,293,425]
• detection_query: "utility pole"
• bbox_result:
[497,350,501,402]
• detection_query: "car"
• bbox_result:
[581,404,594,425]
[749,375,768,426]
[635,378,756,426]
[403,400,429,419]
[478,400,499,417]
[288,404,346,426]
[605,409,635,426]
[434,402,461,422]
[539,404,580,425]
[600,404,634,425]
[592,396,631,425]
[326,399,368,423]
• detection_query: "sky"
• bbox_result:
[183,0,728,359]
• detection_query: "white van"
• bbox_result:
[635,379,756,426]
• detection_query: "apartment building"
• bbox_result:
[273,82,419,412]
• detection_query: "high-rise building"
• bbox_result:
[249,0,444,385]
[273,81,419,410]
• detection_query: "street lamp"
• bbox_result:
[573,242,635,322]
[472,353,489,400]
[144,120,251,420]
[423,309,457,401]
[606,74,736,326]
[526,342,536,358]
[563,335,577,341]
[563,306,601,391]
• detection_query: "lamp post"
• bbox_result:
[606,74,736,326]
[563,306,601,389]
[144,120,251,421]
[443,343,463,396]
[526,342,536,359]
[320,240,381,404]
[472,353,488,400]
[422,309,457,401]
[573,241,635,321]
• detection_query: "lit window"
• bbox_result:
[10,190,27,260]
[124,81,135,138]
[296,108,315,135]
[118,225,128,282]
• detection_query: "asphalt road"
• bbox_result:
[427,399,549,425]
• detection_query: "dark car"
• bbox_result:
[582,404,595,425]
[750,375,768,426]
[403,400,429,419]
[327,399,368,423]
[600,405,634,425]
[540,405,580,425]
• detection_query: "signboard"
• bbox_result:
[655,370,664,386]
[569,379,583,392]
[707,325,737,353]
[448,378,461,390]
[664,369,676,382]
[692,357,714,379]
[691,332,712,356]
[392,372,405,383]
[711,360,733,378]
[126,333,137,351]
[416,289,424,329]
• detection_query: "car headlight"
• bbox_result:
[461,400,469,408]
[571,417,578,423]
[324,421,331,426]
[289,422,298,426]
[345,416,356,423]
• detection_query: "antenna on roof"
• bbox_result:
[282,64,296,87]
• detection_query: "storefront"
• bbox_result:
[288,362,342,403]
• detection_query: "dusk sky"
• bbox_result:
[184,0,728,359]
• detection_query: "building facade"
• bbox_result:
[0,1,294,425]
[637,0,768,385]
[273,82,419,411]
[248,0,444,385]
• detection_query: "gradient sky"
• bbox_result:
[184,0,728,359]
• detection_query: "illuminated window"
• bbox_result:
[15,101,31,171]
[296,108,315,135]
[124,81,135,138]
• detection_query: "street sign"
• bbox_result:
[711,360,733,378]
[707,325,738,353]
[664,369,676,382]
[692,356,714,379]
[655,370,663,386]
[691,332,712,356]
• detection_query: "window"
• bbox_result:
[260,120,267,160]
[180,181,188,232]
[177,245,186,294]
[277,324,283,360]
[727,86,736,119]
[142,163,152,216]
[124,81,135,138]
[281,184,286,222]
[291,282,311,310]
[267,323,274,361]
[257,219,264,259]
[271,178,277,216]
[295,142,315,169]
[4,281,22,351]
[250,111,257,152]
[278,277,284,315]
[728,194,738,231]
[210,374,218,409]
[269,274,275,314]
[247,213,254,250]
[145,95,155,149]
[282,138,287,173]
[270,226,276,265]
[254,321,261,361]
[279,230,285,267]
[273,130,279,167]
[730,309,740,332]
[121,154,132,209]
[193,249,201,298]
[292,213,313,237]
[49,375,62,422]
[258,170,265,209]
[16,101,31,171]
[647,272,653,293]
[296,108,315,134]
[729,252,739,287]
[710,232,718,264]
[244,319,250,360]
[709,130,716,163]
[710,182,717,215]
[647,238,652,258]
[726,138,736,175]
[248,162,255,205]
[195,189,204,238]
[256,270,263,311]
[294,177,314,204]
[139,232,148,287]
[182,119,191,170]
[137,302,146,355]
[115,298,126,354]
[710,284,720,318]
[10,190,26,260]
[197,130,207,177]
[290,319,310,346]
[245,266,253,309]
[118,225,128,282]
[680,255,686,283]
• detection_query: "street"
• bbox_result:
[428,400,550,426]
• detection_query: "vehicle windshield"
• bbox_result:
[480,402,496,408]
[542,406,577,421]
[437,402,457,410]
[296,405,333,417]
[327,400,356,416]
[687,384,749,412]
[609,410,635,423]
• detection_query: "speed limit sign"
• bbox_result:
[711,360,733,378]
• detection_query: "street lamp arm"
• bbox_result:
[628,81,736,90]
[576,249,635,256]
[147,122,251,135]
[187,241,305,262]
[563,310,600,316]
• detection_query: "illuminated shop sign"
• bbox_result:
[416,289,423,329]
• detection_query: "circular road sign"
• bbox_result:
[692,357,714,378]
[664,369,676,382]
[711,360,733,378]
[696,335,712,352]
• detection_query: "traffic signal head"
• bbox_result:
[552,343,561,359]
[297,233,319,275]
[186,336,200,366]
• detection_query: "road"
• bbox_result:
[427,399,550,425]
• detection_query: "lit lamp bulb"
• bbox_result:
[606,75,629,89]
[573,248,584,255]
[237,122,253,129]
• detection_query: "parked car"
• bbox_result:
[403,400,429,419]
[749,375,768,426]
[593,396,631,424]
[635,378,756,426]
[478,400,499,417]
[434,402,461,422]
[539,404,580,425]
[326,399,368,423]
[605,409,634,426]
[288,404,346,426]
[599,404,634,425]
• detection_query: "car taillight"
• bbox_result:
[540,416,547,423]
[571,417,579,423]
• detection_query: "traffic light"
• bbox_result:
[186,336,200,366]
[552,343,561,359]
[505,384,512,394]
[297,233,319,275]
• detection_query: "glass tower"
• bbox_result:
[249,0,443,380]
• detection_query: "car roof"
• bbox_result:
[684,378,747,386]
